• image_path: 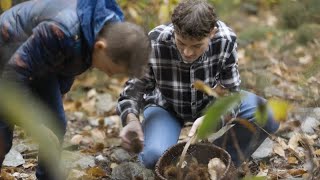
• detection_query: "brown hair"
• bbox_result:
[97,22,151,77]
[171,0,217,40]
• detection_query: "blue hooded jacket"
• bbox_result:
[0,0,123,93]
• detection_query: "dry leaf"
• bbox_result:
[271,65,282,77]
[0,170,15,180]
[287,157,298,164]
[110,163,118,169]
[314,149,320,156]
[235,118,256,133]
[287,169,307,176]
[288,133,301,150]
[86,166,106,177]
[273,144,285,157]
[22,162,36,169]
[91,128,106,143]
[256,169,268,176]
[193,80,218,97]
[276,137,288,149]
[70,134,84,145]
[208,158,226,179]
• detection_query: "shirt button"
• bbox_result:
[191,102,195,106]
[191,84,194,88]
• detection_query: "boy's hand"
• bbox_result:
[119,118,144,153]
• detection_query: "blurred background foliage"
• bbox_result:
[1,0,319,104]
[1,0,318,43]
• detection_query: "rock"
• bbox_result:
[95,94,116,115]
[264,86,285,98]
[251,138,274,159]
[95,155,109,169]
[301,117,320,134]
[66,169,87,180]
[208,158,226,179]
[61,151,95,170]
[70,134,93,145]
[3,149,25,167]
[104,115,121,128]
[314,108,320,117]
[13,144,29,153]
[111,162,154,180]
[111,148,131,163]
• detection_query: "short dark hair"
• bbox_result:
[171,0,217,40]
[97,22,151,77]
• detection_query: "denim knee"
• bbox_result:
[140,147,165,169]
[263,112,280,134]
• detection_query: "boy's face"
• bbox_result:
[174,28,217,63]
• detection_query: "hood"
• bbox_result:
[76,0,124,50]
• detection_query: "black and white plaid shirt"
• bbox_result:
[117,21,240,125]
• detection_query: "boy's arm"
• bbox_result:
[2,21,71,85]
[219,41,241,92]
[116,65,156,126]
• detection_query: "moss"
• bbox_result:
[238,26,276,45]
[278,0,319,29]
[295,23,320,45]
[304,58,320,79]
[278,1,307,29]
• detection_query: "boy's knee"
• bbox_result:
[264,116,280,134]
[141,148,165,169]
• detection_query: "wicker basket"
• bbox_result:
[155,142,236,180]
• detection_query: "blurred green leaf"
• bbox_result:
[0,81,64,179]
[267,98,291,122]
[0,0,12,10]
[255,102,268,127]
[197,93,242,140]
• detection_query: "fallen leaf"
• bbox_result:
[91,128,106,143]
[22,162,36,169]
[235,118,257,133]
[256,169,268,176]
[70,134,84,145]
[287,169,307,176]
[314,149,320,156]
[273,144,285,157]
[110,163,118,169]
[0,170,15,180]
[287,157,298,164]
[193,80,218,97]
[275,137,288,149]
[86,166,106,177]
[288,133,301,150]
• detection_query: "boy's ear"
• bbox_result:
[94,40,107,50]
[210,27,218,39]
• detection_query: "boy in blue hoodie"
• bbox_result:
[0,0,150,179]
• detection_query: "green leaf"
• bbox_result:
[197,93,242,140]
[0,0,12,10]
[267,98,291,122]
[255,102,268,127]
[0,81,64,179]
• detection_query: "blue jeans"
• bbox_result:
[139,91,279,169]
[0,75,67,180]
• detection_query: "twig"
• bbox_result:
[177,135,197,180]
[230,129,246,165]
